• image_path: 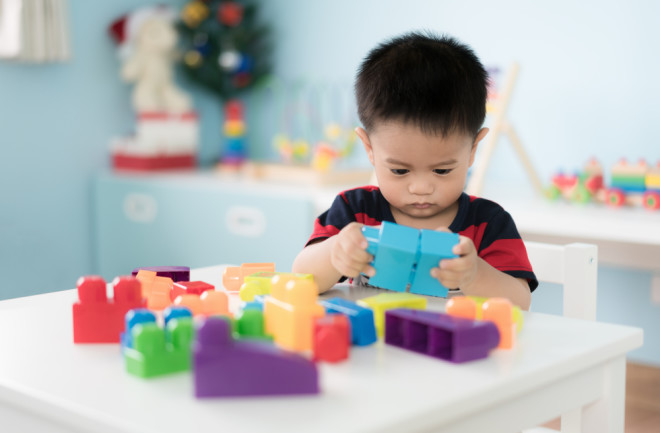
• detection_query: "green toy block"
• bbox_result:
[235,309,273,341]
[124,318,194,378]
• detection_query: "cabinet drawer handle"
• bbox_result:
[123,193,158,223]
[226,206,266,238]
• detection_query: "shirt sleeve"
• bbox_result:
[306,193,357,246]
[475,209,539,292]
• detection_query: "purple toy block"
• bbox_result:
[385,308,500,363]
[131,266,190,282]
[193,317,319,398]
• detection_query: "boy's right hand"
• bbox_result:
[330,222,376,279]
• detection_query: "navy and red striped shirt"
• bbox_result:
[307,186,538,291]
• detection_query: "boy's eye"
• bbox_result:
[434,169,452,175]
[391,169,409,175]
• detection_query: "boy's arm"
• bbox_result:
[432,236,532,310]
[292,222,375,293]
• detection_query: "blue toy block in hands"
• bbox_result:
[362,222,418,292]
[409,230,459,297]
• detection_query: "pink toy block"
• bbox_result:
[136,270,173,310]
[313,314,350,363]
[73,275,145,343]
[222,262,275,292]
[170,280,214,302]
[193,317,319,397]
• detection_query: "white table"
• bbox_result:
[0,266,643,433]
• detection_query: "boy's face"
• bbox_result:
[357,121,487,228]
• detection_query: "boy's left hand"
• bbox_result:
[430,234,478,290]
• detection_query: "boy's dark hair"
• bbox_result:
[355,31,487,137]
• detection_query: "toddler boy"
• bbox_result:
[292,32,537,309]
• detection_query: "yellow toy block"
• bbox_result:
[446,296,524,333]
[222,263,275,292]
[136,270,173,310]
[263,275,325,352]
[239,271,313,302]
[357,293,427,338]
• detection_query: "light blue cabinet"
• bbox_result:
[94,172,318,280]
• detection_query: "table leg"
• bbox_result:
[581,356,626,433]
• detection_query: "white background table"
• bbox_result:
[0,266,643,433]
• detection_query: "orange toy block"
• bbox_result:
[136,270,173,310]
[222,263,276,292]
[481,298,515,350]
[264,275,325,352]
[174,290,231,317]
[445,297,479,320]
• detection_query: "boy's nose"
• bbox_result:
[408,178,434,195]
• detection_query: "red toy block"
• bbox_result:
[112,153,196,171]
[73,275,145,343]
[313,314,350,363]
[170,280,214,302]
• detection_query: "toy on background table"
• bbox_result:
[547,158,660,210]
[320,297,377,346]
[384,309,501,363]
[124,307,195,378]
[170,280,214,302]
[239,270,313,301]
[361,221,459,297]
[193,317,319,397]
[109,6,199,171]
[313,314,350,363]
[73,275,145,343]
[358,292,427,338]
[263,276,325,351]
[222,262,276,293]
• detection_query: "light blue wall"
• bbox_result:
[1,1,658,364]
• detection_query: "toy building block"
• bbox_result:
[446,296,524,334]
[235,309,272,341]
[313,314,350,363]
[239,271,313,302]
[170,280,214,302]
[124,313,194,378]
[163,305,193,327]
[610,158,648,192]
[320,297,377,346]
[362,222,419,291]
[361,221,459,297]
[409,229,458,297]
[481,298,516,349]
[136,270,174,310]
[384,308,500,363]
[173,290,230,317]
[131,266,190,282]
[73,275,145,343]
[222,262,275,292]
[358,293,427,338]
[121,308,156,351]
[193,317,319,398]
[263,275,325,351]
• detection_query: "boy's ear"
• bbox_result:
[469,127,489,167]
[355,127,375,165]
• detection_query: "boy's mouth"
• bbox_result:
[412,203,432,209]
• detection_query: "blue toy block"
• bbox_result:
[121,308,156,351]
[241,301,264,311]
[163,305,193,327]
[362,222,418,292]
[361,221,459,297]
[320,297,377,346]
[409,230,459,297]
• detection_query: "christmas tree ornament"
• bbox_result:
[218,2,244,26]
[184,50,203,67]
[218,49,241,71]
[181,1,210,28]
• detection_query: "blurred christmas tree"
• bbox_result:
[177,0,270,164]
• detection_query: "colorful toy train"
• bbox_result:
[548,158,660,210]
